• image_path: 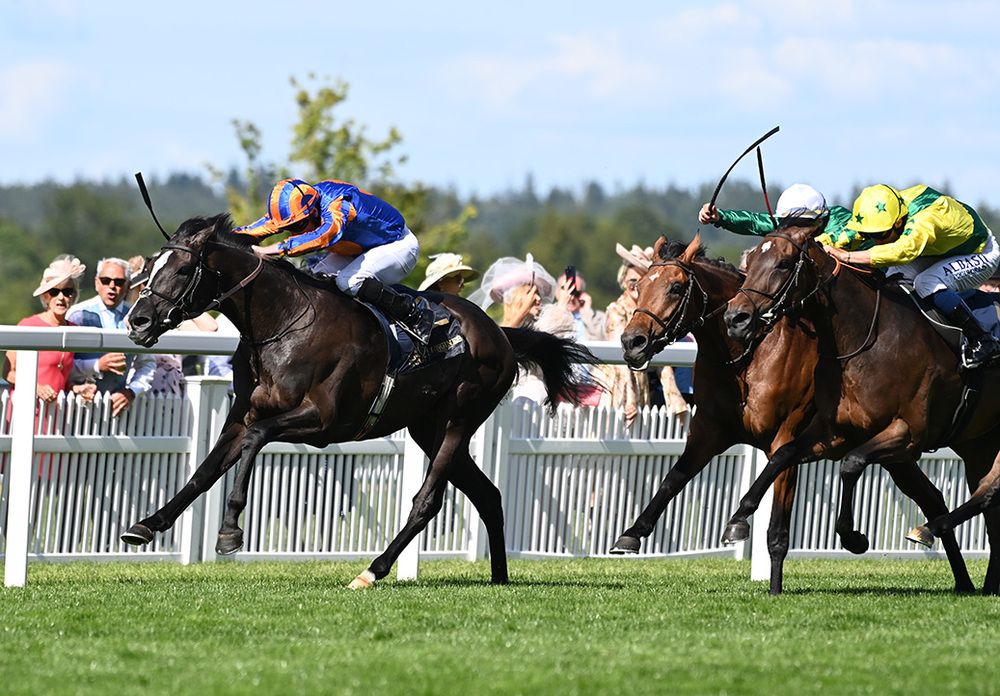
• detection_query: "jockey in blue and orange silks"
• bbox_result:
[235,178,435,342]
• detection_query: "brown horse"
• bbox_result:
[618,235,973,594]
[121,214,596,588]
[722,222,1000,593]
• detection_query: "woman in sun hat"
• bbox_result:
[417,253,480,295]
[3,255,95,403]
[469,254,557,328]
[601,242,689,424]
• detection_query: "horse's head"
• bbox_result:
[724,221,827,344]
[621,235,707,370]
[126,214,237,347]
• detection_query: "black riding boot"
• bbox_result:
[942,302,1000,368]
[357,277,435,344]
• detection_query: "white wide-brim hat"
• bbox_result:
[32,255,86,297]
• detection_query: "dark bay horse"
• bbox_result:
[723,223,1000,593]
[618,235,973,594]
[122,214,595,588]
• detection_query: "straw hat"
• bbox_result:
[418,253,480,291]
[32,255,86,297]
[615,243,654,272]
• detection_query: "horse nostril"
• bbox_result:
[625,333,648,352]
[130,314,150,330]
[727,311,751,329]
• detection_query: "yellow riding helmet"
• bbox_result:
[845,184,907,234]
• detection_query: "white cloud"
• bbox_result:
[440,32,658,109]
[0,61,77,140]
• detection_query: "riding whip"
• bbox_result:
[134,171,171,241]
[708,125,780,212]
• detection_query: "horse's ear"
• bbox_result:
[790,222,821,245]
[652,235,669,260]
[680,233,702,263]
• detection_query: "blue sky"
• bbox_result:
[3,0,999,206]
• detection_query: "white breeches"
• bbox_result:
[311,228,420,296]
[886,232,1000,298]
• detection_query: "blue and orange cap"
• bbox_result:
[233,178,320,237]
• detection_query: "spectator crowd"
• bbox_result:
[2,240,692,427]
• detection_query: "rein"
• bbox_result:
[738,232,882,361]
[633,259,730,355]
[140,241,264,328]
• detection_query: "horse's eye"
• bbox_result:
[776,258,795,271]
[176,266,193,277]
[668,281,685,294]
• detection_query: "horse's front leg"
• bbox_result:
[611,415,731,553]
[722,429,838,544]
[833,418,913,554]
[121,417,247,545]
[216,402,323,555]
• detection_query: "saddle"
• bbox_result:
[896,279,1000,443]
[896,280,1000,353]
[354,286,466,439]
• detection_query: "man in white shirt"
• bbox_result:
[68,257,155,416]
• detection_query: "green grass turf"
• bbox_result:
[2,557,999,695]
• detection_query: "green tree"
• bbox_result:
[212,75,475,284]
[0,218,47,325]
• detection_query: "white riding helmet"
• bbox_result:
[774,183,828,220]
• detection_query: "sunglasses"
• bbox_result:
[98,276,128,288]
[46,287,77,298]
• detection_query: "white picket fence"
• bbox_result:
[0,328,990,588]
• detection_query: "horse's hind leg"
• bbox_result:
[350,426,463,588]
[448,450,508,584]
[883,461,974,594]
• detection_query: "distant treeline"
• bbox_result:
[1,173,996,324]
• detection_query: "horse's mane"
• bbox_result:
[657,238,740,276]
[174,213,333,289]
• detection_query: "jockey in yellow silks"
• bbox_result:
[822,184,1000,368]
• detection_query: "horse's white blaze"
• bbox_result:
[148,250,173,284]
[648,272,660,282]
[760,241,773,253]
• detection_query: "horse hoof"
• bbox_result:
[610,535,641,555]
[348,570,377,590]
[721,520,750,545]
[120,523,155,546]
[215,530,244,556]
[839,531,870,555]
[906,525,934,548]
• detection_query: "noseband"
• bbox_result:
[735,232,823,333]
[140,242,264,329]
[632,259,728,353]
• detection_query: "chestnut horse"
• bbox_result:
[618,235,973,594]
[121,214,596,588]
[723,222,1000,593]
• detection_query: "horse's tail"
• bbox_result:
[502,327,602,409]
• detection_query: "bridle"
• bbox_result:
[632,258,729,355]
[734,231,824,335]
[140,241,264,330]
[735,231,882,361]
